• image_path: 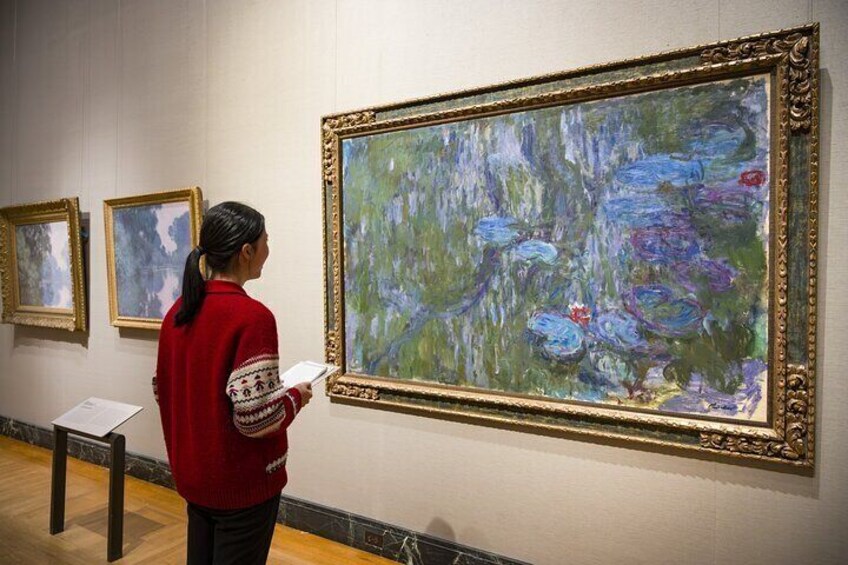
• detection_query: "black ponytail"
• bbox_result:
[174,247,206,326]
[175,202,265,326]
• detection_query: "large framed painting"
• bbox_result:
[104,187,202,330]
[322,25,819,467]
[0,198,87,331]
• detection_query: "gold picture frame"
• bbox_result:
[322,25,819,468]
[104,187,203,330]
[0,198,87,332]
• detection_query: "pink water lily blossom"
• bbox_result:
[568,303,592,327]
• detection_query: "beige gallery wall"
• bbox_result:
[1,1,846,564]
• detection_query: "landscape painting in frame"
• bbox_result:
[104,187,202,329]
[0,198,87,331]
[16,221,74,310]
[324,25,819,467]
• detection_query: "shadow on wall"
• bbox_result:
[118,328,160,343]
[13,325,89,350]
[426,517,456,542]
[811,68,833,506]
[328,390,819,499]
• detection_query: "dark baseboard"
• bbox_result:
[0,415,528,565]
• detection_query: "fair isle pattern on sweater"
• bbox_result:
[265,452,288,474]
[226,353,296,438]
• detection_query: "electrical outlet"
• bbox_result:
[364,530,384,548]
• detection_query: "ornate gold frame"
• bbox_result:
[103,187,203,330]
[0,198,87,332]
[322,25,819,468]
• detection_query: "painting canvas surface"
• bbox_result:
[342,74,771,423]
[113,201,192,319]
[15,221,73,309]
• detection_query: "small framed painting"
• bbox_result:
[0,198,87,331]
[104,187,203,329]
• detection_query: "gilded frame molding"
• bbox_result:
[322,24,819,468]
[103,187,203,330]
[0,198,87,332]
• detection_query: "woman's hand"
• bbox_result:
[294,382,313,407]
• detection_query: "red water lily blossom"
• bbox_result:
[739,169,766,187]
[568,303,592,327]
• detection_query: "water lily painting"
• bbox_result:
[104,187,202,329]
[0,198,87,331]
[342,76,771,423]
[324,24,819,467]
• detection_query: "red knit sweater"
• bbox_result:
[154,280,302,509]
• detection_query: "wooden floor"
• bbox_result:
[0,436,395,564]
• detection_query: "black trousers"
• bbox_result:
[186,493,281,565]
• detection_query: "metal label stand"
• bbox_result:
[49,425,126,562]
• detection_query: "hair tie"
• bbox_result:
[196,245,206,255]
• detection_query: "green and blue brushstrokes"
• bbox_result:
[342,76,771,421]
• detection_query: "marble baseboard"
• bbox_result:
[0,415,175,489]
[280,496,529,565]
[0,415,528,565]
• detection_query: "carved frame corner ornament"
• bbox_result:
[322,24,819,468]
[700,364,812,466]
[322,112,377,184]
[700,26,817,133]
[0,197,87,332]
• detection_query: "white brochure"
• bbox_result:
[281,361,340,390]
